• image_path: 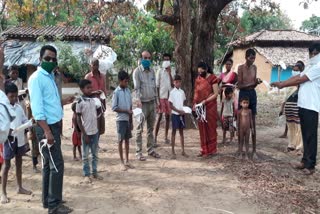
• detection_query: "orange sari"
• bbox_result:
[193,75,218,156]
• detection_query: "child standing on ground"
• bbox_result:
[168,75,188,159]
[25,99,40,173]
[236,97,254,160]
[220,87,235,143]
[76,79,103,184]
[112,71,134,171]
[1,83,32,204]
[71,102,82,161]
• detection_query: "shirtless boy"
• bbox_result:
[237,48,262,159]
[237,97,254,160]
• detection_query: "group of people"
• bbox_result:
[0,42,319,214]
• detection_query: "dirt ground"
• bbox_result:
[1,92,319,214]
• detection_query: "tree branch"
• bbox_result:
[154,14,178,25]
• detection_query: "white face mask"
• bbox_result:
[292,71,300,76]
[162,60,171,69]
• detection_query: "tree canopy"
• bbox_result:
[300,15,320,35]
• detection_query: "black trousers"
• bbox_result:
[299,108,318,169]
[35,121,64,209]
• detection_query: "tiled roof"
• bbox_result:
[1,26,111,43]
[230,30,320,47]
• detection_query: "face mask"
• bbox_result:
[141,59,151,70]
[162,60,171,69]
[199,72,207,78]
[41,61,57,73]
[292,71,300,76]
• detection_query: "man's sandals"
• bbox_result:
[148,151,161,158]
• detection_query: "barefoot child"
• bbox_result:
[220,87,235,143]
[168,75,188,159]
[76,79,103,183]
[1,83,32,204]
[112,71,134,171]
[237,97,254,160]
[71,102,82,161]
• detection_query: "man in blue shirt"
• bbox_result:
[28,45,73,214]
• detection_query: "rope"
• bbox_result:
[195,103,207,123]
[39,139,59,173]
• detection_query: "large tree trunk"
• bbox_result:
[154,0,233,127]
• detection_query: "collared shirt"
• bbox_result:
[85,71,107,95]
[133,65,157,102]
[168,87,186,115]
[10,103,28,147]
[156,68,174,99]
[0,90,16,144]
[28,67,63,125]
[112,86,132,121]
[76,96,100,135]
[298,54,320,113]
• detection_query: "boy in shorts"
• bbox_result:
[1,83,32,204]
[112,71,134,171]
[168,75,188,159]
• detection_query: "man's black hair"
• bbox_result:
[174,74,182,81]
[295,60,305,71]
[163,53,172,60]
[5,82,18,95]
[40,45,57,58]
[9,64,19,72]
[245,48,256,58]
[118,70,129,81]
[224,87,233,96]
[79,79,92,89]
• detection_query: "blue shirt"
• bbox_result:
[112,86,132,121]
[28,67,63,125]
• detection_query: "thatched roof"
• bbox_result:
[231,30,320,47]
[1,26,111,43]
[255,47,309,66]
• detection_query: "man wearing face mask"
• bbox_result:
[133,50,161,161]
[272,43,320,175]
[28,45,74,213]
[154,53,174,146]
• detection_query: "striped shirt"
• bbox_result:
[284,90,299,124]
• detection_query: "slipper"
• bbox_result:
[302,168,315,175]
[136,154,146,161]
[148,151,161,158]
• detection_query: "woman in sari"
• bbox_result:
[193,62,219,157]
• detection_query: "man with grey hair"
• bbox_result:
[133,50,161,161]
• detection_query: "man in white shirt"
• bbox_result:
[271,43,320,175]
[154,53,174,146]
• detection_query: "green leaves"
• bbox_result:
[300,15,320,35]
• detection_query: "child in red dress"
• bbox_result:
[71,102,82,161]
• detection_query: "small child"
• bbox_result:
[25,99,40,173]
[71,102,82,161]
[6,65,23,90]
[76,79,103,184]
[220,87,235,143]
[168,75,188,159]
[112,71,134,171]
[236,97,254,160]
[1,83,32,204]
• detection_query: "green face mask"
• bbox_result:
[41,61,57,73]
